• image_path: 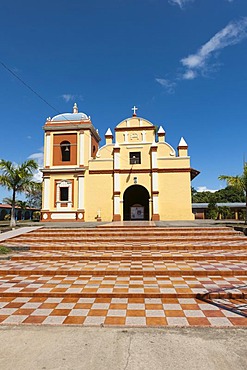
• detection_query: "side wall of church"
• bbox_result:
[158,171,194,220]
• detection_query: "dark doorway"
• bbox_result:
[123,185,149,220]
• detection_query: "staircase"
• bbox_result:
[0,225,246,326]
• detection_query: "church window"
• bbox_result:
[60,187,69,201]
[60,141,71,162]
[130,152,141,164]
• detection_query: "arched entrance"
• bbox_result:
[123,185,150,220]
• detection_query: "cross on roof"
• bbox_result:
[132,105,138,116]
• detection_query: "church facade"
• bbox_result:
[41,104,199,222]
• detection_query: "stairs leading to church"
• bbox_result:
[0,225,246,326]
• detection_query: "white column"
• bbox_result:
[114,173,120,192]
[43,178,50,210]
[68,183,72,208]
[153,196,159,214]
[152,172,158,192]
[114,151,120,170]
[88,133,92,159]
[45,134,51,167]
[79,132,84,166]
[78,176,85,209]
[151,149,157,168]
[149,198,153,221]
[114,196,120,214]
[56,183,60,209]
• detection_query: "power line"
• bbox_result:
[0,59,139,165]
[0,60,63,115]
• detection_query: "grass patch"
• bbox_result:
[0,246,11,254]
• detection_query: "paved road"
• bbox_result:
[0,326,246,370]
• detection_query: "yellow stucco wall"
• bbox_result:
[158,172,194,220]
[84,173,113,221]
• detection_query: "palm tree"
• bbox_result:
[219,163,247,224]
[0,159,38,227]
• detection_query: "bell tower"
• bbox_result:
[41,104,101,221]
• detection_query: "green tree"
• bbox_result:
[25,181,42,208]
[192,190,214,203]
[219,163,247,224]
[192,186,245,204]
[0,159,38,227]
[206,200,218,220]
[214,186,245,203]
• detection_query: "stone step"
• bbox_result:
[1,270,246,277]
[0,274,245,299]
[2,237,247,247]
[0,262,246,276]
[26,228,240,236]
[3,242,247,252]
[5,236,247,244]
[10,250,247,261]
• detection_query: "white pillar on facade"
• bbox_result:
[114,148,120,170]
[114,173,120,192]
[78,176,85,209]
[152,172,158,192]
[88,132,92,159]
[114,196,120,215]
[151,147,157,168]
[79,132,84,166]
[45,134,51,167]
[43,178,50,210]
[149,198,153,221]
[153,196,159,214]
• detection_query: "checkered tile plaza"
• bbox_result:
[0,223,246,326]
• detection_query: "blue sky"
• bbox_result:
[0,0,247,201]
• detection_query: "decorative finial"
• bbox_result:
[132,105,138,116]
[178,137,188,147]
[157,126,165,134]
[105,128,113,136]
[73,103,78,114]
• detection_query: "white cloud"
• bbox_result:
[28,152,43,182]
[28,152,43,166]
[169,0,234,8]
[181,17,247,79]
[169,0,194,8]
[197,186,218,193]
[61,94,84,103]
[61,94,76,102]
[182,70,197,80]
[155,78,176,93]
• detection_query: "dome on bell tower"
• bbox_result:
[50,103,89,122]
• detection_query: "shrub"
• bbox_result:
[0,246,11,254]
[32,211,41,220]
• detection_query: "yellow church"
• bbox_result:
[41,104,199,222]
